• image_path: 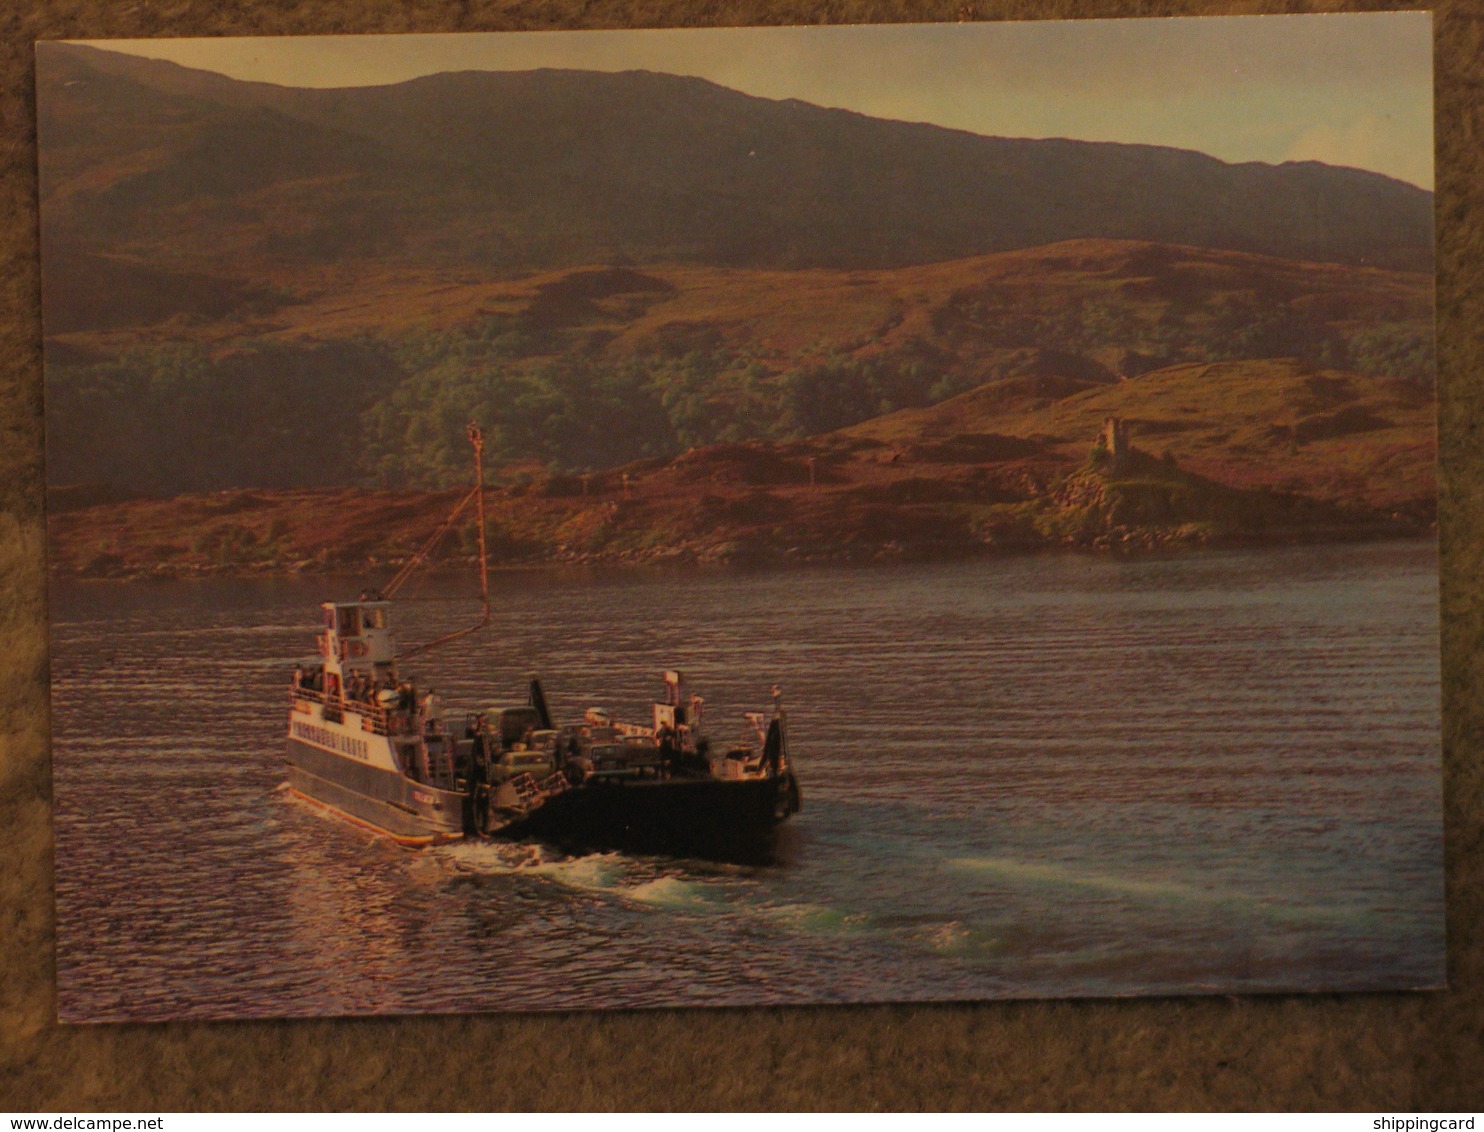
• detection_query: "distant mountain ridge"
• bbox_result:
[38,41,1434,292]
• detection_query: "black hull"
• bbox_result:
[287,735,802,861]
[498,771,802,864]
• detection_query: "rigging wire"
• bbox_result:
[394,422,493,660]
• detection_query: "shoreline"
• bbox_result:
[46,520,1437,585]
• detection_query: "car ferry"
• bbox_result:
[284,424,800,859]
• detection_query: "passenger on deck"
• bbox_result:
[291,664,304,690]
[420,690,441,734]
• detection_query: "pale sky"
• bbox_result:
[84,14,1435,190]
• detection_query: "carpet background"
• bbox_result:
[2,0,1480,1111]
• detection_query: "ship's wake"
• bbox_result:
[434,839,745,912]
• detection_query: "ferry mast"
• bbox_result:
[386,421,492,659]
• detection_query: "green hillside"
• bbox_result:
[43,242,1434,495]
[47,356,1434,578]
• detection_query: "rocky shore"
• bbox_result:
[47,450,1432,584]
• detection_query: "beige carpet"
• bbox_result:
[2,0,1480,1110]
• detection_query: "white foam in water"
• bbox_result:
[404,851,449,884]
[526,854,627,893]
[437,839,551,874]
[436,844,732,910]
[923,920,970,953]
[623,875,719,910]
[436,843,731,911]
[434,842,637,897]
[759,901,864,935]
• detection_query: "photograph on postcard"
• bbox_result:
[36,15,1442,1022]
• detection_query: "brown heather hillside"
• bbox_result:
[36,44,1438,510]
[46,358,1435,579]
[848,357,1437,513]
[42,238,1435,497]
[45,239,1432,368]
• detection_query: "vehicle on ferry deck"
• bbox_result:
[283,424,800,860]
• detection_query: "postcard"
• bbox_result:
[37,15,1442,1022]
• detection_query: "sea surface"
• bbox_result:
[49,541,1445,1021]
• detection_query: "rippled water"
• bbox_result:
[50,541,1444,1021]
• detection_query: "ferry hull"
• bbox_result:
[285,738,464,846]
[500,771,801,863]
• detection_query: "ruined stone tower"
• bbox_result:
[1100,416,1131,473]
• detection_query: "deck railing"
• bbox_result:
[289,684,399,736]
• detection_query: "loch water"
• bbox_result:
[50,541,1444,1021]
